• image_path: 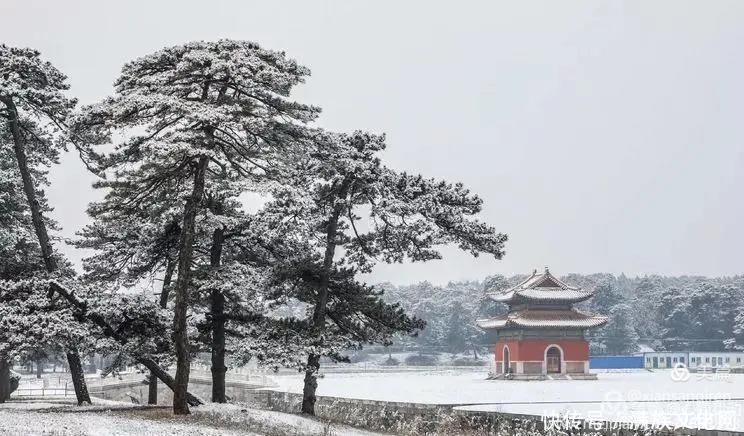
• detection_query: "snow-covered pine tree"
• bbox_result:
[72,160,187,404]
[74,136,281,405]
[0,153,94,399]
[631,275,665,348]
[262,130,507,415]
[71,175,182,405]
[584,279,640,354]
[72,40,319,414]
[590,279,624,311]
[73,179,183,288]
[594,303,639,355]
[479,274,509,319]
[0,45,92,404]
[659,280,739,351]
[224,241,427,386]
[184,195,264,404]
[0,127,47,401]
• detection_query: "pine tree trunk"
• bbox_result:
[141,356,202,406]
[210,287,226,403]
[301,180,351,415]
[209,202,226,403]
[172,155,210,415]
[66,352,90,405]
[4,98,57,273]
[149,258,175,405]
[0,359,10,403]
[301,354,321,414]
[147,374,158,405]
[158,258,176,309]
[3,97,92,405]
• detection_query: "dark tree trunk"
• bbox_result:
[0,359,10,403]
[301,354,321,414]
[66,352,90,404]
[210,286,226,403]
[158,258,176,309]
[47,281,203,407]
[66,352,90,405]
[139,356,202,406]
[147,372,158,405]
[209,201,226,403]
[3,97,92,405]
[301,180,351,415]
[4,98,57,273]
[149,258,175,405]
[35,358,43,379]
[172,155,210,415]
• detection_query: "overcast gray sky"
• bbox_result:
[2,0,743,285]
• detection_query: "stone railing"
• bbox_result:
[88,370,275,405]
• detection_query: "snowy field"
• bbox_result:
[270,368,744,432]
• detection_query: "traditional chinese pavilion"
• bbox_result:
[477,267,607,380]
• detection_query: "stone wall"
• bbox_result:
[263,391,467,434]
[259,391,727,436]
[92,379,736,435]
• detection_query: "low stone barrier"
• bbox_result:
[91,376,743,435]
[257,391,743,436]
[260,391,549,435]
[267,391,448,433]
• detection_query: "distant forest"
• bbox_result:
[381,274,744,356]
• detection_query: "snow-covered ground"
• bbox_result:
[269,368,744,432]
[0,408,254,436]
[0,400,383,435]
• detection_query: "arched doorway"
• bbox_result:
[546,346,562,374]
[503,347,510,374]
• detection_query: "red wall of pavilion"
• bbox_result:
[494,338,589,362]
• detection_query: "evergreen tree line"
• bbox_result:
[0,41,507,415]
[382,273,744,356]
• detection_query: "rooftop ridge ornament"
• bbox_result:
[489,266,591,303]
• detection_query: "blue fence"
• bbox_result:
[589,355,644,369]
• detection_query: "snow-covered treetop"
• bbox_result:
[72,39,320,180]
[268,130,508,272]
[71,40,322,287]
[0,45,78,167]
[0,45,76,120]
